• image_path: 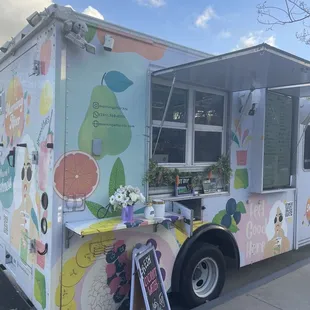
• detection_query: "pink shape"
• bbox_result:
[235,197,268,266]
[38,140,50,191]
[36,240,45,269]
[119,283,130,296]
[236,150,248,166]
[106,264,116,278]
[109,276,121,294]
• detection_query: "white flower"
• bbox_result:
[129,192,139,203]
[127,185,134,192]
[139,193,146,203]
[109,195,116,205]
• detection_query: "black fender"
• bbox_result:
[171,223,240,293]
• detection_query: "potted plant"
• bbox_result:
[109,185,145,223]
[143,160,177,194]
[205,155,232,191]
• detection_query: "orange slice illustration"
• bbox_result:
[54,151,99,200]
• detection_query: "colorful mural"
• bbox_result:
[232,120,251,190]
[212,198,246,233]
[302,199,310,226]
[234,196,291,265]
[0,10,298,310]
[264,200,290,258]
[55,225,178,310]
[5,75,25,146]
[54,151,100,200]
[78,71,133,160]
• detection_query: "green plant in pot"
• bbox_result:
[143,160,178,188]
[205,155,232,191]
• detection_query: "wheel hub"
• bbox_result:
[192,257,219,299]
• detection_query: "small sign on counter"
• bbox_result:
[175,175,193,196]
[130,243,170,310]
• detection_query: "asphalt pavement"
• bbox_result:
[1,244,310,310]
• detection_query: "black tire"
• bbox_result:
[179,242,226,308]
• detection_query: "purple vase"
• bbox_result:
[121,205,134,223]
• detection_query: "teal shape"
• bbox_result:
[31,208,39,232]
[104,71,133,93]
[0,160,15,208]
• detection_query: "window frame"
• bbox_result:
[150,77,228,169]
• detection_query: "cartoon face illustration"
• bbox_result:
[21,149,32,197]
[274,207,283,233]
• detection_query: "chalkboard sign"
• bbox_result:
[175,176,193,196]
[130,244,170,310]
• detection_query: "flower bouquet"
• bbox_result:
[109,185,145,223]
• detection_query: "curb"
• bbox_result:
[194,255,310,310]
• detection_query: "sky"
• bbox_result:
[1,0,310,59]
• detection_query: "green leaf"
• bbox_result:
[86,200,105,218]
[85,25,97,43]
[212,210,227,225]
[229,218,239,233]
[86,200,121,219]
[236,201,246,214]
[109,158,125,197]
[34,269,46,309]
[234,168,249,189]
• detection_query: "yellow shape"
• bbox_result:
[55,285,74,307]
[40,82,52,115]
[62,257,85,287]
[81,218,121,235]
[62,299,77,310]
[76,241,96,268]
[175,228,187,246]
[47,221,52,229]
[193,221,205,231]
[26,114,30,125]
[35,192,40,208]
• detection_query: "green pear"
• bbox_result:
[78,84,132,160]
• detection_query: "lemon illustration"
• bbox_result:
[76,241,96,268]
[89,218,120,231]
[62,299,77,310]
[55,285,75,307]
[62,257,85,287]
[40,82,52,115]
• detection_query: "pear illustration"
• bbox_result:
[78,73,132,160]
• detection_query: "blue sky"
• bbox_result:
[55,0,310,59]
[2,0,310,60]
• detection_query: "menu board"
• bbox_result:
[263,91,293,190]
[130,244,170,310]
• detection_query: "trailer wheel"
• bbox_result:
[180,242,226,308]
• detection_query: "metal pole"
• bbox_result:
[153,75,176,156]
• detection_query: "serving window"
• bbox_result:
[151,80,227,169]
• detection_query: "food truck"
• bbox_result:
[1,3,310,310]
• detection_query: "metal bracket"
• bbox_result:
[65,227,78,249]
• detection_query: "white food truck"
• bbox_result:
[1,3,310,310]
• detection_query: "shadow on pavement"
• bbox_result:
[171,244,310,310]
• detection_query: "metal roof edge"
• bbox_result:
[152,43,310,77]
[0,3,211,66]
